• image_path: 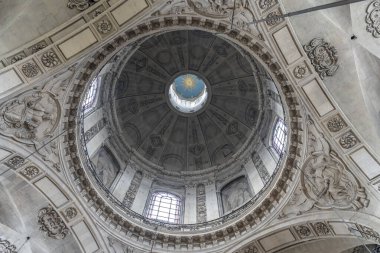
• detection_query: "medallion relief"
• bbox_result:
[304,38,339,79]
[280,118,369,218]
[38,206,69,240]
[0,91,60,144]
[366,0,380,38]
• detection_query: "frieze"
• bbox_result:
[67,0,99,11]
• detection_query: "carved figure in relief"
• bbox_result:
[280,118,369,218]
[0,91,60,142]
[222,177,252,213]
[301,119,368,210]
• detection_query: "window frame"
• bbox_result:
[271,117,287,157]
[145,191,183,224]
[82,77,100,114]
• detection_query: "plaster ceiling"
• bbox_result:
[111,30,266,172]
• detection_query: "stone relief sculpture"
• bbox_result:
[38,206,69,240]
[366,0,380,38]
[92,147,120,189]
[67,0,99,11]
[0,91,60,143]
[304,38,339,79]
[0,238,17,253]
[221,176,252,213]
[280,118,369,218]
[187,0,258,34]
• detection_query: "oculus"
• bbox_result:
[168,73,209,114]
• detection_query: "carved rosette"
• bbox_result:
[0,91,60,144]
[339,131,358,149]
[366,0,380,38]
[0,239,17,253]
[38,206,69,240]
[301,152,369,210]
[304,38,339,79]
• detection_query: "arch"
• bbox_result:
[145,191,183,224]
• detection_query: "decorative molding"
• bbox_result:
[339,131,359,149]
[258,0,277,10]
[20,60,41,78]
[64,207,78,220]
[123,171,143,208]
[6,155,25,169]
[38,206,69,240]
[20,166,41,180]
[67,0,100,11]
[85,118,106,143]
[41,50,61,68]
[265,9,283,27]
[251,152,270,183]
[304,38,339,79]
[326,114,347,133]
[0,238,17,253]
[294,224,313,238]
[96,19,113,35]
[366,0,380,38]
[196,184,207,222]
[293,64,308,79]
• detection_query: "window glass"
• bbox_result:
[272,118,287,156]
[146,192,181,223]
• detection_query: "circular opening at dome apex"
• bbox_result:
[168,73,209,114]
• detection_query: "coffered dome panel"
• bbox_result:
[112,30,262,172]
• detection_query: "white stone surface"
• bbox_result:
[272,26,302,65]
[111,0,148,26]
[112,164,135,201]
[58,28,97,59]
[131,176,153,214]
[350,147,380,179]
[0,69,23,94]
[259,229,296,251]
[184,186,197,224]
[84,108,103,132]
[245,158,264,194]
[71,221,99,253]
[205,183,219,220]
[302,79,334,117]
[34,177,69,208]
[87,128,109,157]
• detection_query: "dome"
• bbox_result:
[79,29,287,228]
[110,30,263,172]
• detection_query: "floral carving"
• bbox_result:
[0,239,17,253]
[41,50,61,68]
[304,38,339,79]
[313,222,331,235]
[21,62,40,78]
[38,206,69,239]
[326,115,346,132]
[9,52,26,64]
[96,19,113,34]
[259,0,277,10]
[6,155,25,168]
[30,41,48,54]
[64,207,78,220]
[0,91,60,143]
[293,65,308,79]
[295,225,312,238]
[266,10,283,26]
[366,0,380,38]
[67,0,99,11]
[339,131,358,149]
[20,166,40,179]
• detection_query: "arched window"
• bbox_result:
[83,77,99,112]
[272,118,287,156]
[146,192,182,223]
